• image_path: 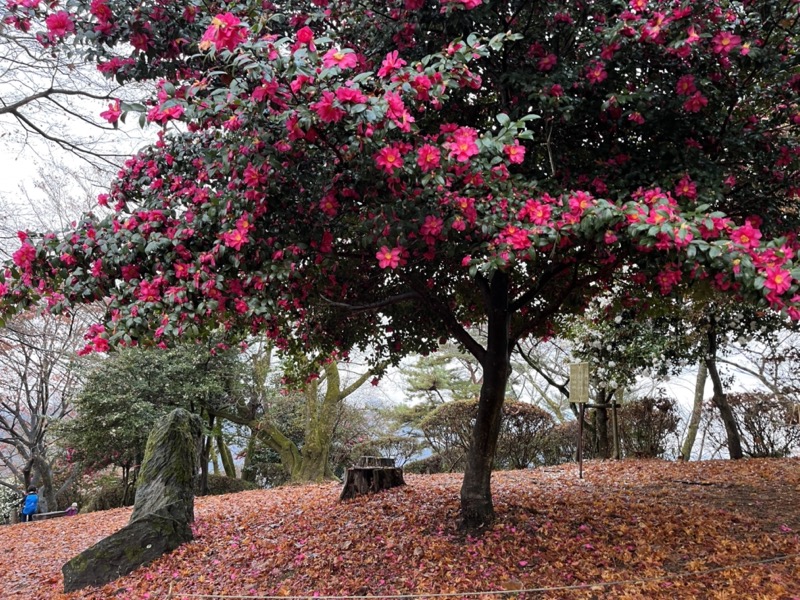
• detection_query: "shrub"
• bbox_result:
[726,392,800,458]
[618,395,680,459]
[541,421,580,466]
[205,475,259,496]
[0,485,21,524]
[420,399,557,471]
[82,474,134,512]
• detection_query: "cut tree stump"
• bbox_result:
[339,456,405,500]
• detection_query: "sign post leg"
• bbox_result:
[578,403,584,480]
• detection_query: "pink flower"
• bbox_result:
[136,280,162,303]
[375,146,404,174]
[221,228,249,250]
[12,243,36,270]
[296,26,316,51]
[764,266,792,294]
[731,223,761,249]
[683,92,707,113]
[377,50,407,78]
[93,336,110,353]
[568,191,594,215]
[712,31,741,55]
[322,48,358,70]
[416,144,441,172]
[376,246,402,269]
[420,215,443,238]
[503,140,525,164]
[100,99,122,124]
[335,86,368,104]
[656,264,682,295]
[445,127,480,162]
[674,175,697,199]
[310,91,346,123]
[586,62,607,85]
[45,11,75,40]
[499,225,531,250]
[519,199,552,225]
[199,13,248,52]
[676,75,696,96]
[537,54,557,71]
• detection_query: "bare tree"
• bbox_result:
[0,16,138,168]
[0,309,92,511]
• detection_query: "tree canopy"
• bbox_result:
[2,0,800,527]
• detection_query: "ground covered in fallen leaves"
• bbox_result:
[2,458,799,600]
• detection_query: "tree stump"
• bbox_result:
[340,456,405,500]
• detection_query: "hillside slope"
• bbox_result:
[2,459,799,599]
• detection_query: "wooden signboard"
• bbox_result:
[570,362,590,404]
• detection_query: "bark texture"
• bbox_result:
[460,272,511,530]
[680,361,708,461]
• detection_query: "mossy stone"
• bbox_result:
[62,409,202,592]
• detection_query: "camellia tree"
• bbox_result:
[2,0,800,528]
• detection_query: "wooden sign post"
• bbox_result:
[570,362,590,479]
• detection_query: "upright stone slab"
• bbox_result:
[62,408,202,592]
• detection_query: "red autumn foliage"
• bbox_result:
[2,459,799,599]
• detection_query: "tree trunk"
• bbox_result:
[216,434,236,478]
[29,451,56,512]
[595,389,610,459]
[460,272,511,530]
[241,434,257,482]
[705,319,743,459]
[680,361,707,461]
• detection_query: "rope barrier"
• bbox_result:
[163,551,800,599]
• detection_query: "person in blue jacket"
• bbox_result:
[20,486,38,522]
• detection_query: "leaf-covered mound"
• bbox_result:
[4,459,799,599]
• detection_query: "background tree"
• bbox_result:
[231,346,377,484]
[60,343,247,498]
[716,391,800,458]
[0,310,88,511]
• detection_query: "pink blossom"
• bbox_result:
[683,92,708,113]
[445,127,480,162]
[764,266,792,294]
[519,199,552,225]
[377,50,407,78]
[45,11,75,40]
[136,280,162,303]
[503,140,525,164]
[12,243,36,270]
[296,26,315,51]
[586,62,607,85]
[674,175,697,199]
[417,144,441,172]
[731,223,761,249]
[199,13,248,52]
[310,91,346,123]
[375,146,404,174]
[376,246,402,269]
[319,192,339,216]
[335,87,368,104]
[420,215,443,238]
[537,54,557,71]
[221,228,249,251]
[712,31,741,55]
[676,75,696,96]
[100,99,122,124]
[322,48,358,70]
